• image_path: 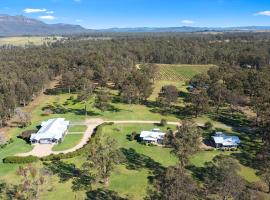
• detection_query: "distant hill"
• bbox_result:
[100,26,270,33]
[0,14,87,36]
[1,14,270,36]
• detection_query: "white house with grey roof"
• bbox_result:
[30,118,70,144]
[212,132,240,149]
[140,128,165,144]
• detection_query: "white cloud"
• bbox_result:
[24,8,47,13]
[76,19,83,22]
[255,11,270,16]
[182,20,195,25]
[39,15,55,20]
[46,11,54,14]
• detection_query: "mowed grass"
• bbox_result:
[0,36,63,46]
[52,134,83,151]
[69,125,87,132]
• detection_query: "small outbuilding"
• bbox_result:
[30,118,70,144]
[140,128,165,144]
[212,132,240,149]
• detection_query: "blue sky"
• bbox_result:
[0,0,270,28]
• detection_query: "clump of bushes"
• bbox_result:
[129,131,137,141]
[19,130,36,142]
[42,109,53,116]
[160,119,167,126]
[3,156,39,164]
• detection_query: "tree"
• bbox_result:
[14,108,32,128]
[204,155,248,200]
[157,85,178,108]
[207,82,227,114]
[95,90,110,111]
[188,89,209,118]
[77,85,95,116]
[171,120,201,168]
[84,135,121,185]
[149,166,199,200]
[62,71,75,93]
[0,165,52,200]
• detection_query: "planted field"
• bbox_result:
[154,64,215,82]
[0,36,64,46]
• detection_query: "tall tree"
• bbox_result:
[84,135,121,185]
[171,120,201,168]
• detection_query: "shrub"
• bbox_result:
[160,119,167,126]
[3,156,39,164]
[129,132,137,141]
[42,109,53,116]
[19,130,36,140]
[204,121,213,130]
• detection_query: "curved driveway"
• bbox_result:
[17,119,205,158]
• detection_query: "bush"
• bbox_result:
[3,156,39,164]
[42,109,53,116]
[129,132,137,141]
[19,130,36,140]
[204,121,213,130]
[160,119,167,126]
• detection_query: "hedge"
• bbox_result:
[3,156,39,164]
[41,122,114,161]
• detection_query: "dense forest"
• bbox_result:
[1,33,270,126]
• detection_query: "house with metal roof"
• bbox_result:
[30,118,69,144]
[212,132,240,149]
[140,128,165,144]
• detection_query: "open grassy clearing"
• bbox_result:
[0,36,64,46]
[52,134,84,151]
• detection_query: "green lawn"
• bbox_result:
[69,125,87,132]
[52,134,83,151]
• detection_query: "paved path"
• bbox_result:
[17,119,204,158]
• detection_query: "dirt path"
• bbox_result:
[17,118,103,157]
[17,119,206,158]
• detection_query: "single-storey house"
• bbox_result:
[30,118,70,144]
[140,128,165,144]
[212,132,240,149]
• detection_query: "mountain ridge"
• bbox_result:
[1,14,270,36]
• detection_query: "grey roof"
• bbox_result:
[30,118,69,141]
[212,132,240,146]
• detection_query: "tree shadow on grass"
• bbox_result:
[145,101,192,120]
[120,148,165,184]
[85,188,128,200]
[44,160,94,191]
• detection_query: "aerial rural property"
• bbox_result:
[0,0,270,200]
